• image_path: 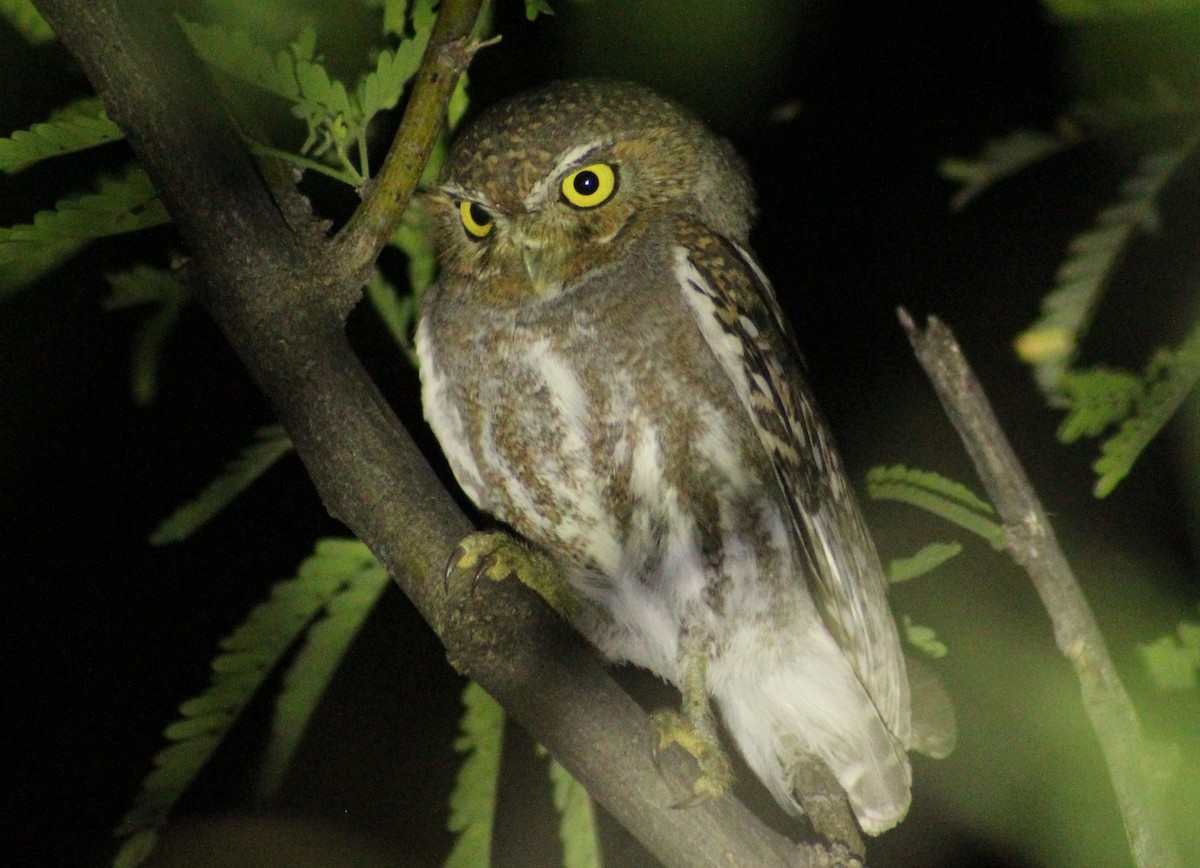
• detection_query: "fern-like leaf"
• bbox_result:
[113,538,371,866]
[0,97,123,174]
[358,0,435,121]
[1016,131,1200,399]
[0,166,169,295]
[867,464,1004,548]
[887,541,963,584]
[0,0,54,44]
[257,539,391,798]
[445,681,504,868]
[103,264,190,405]
[1092,319,1200,497]
[1056,367,1144,442]
[902,614,949,659]
[941,127,1079,210]
[149,425,294,544]
[548,759,603,868]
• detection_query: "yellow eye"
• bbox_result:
[560,163,618,209]
[458,201,493,239]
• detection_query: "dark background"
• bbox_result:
[3,1,1198,865]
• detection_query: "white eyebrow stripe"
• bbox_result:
[522,139,610,210]
[440,185,499,210]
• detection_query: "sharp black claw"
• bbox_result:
[443,543,467,593]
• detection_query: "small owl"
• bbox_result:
[416,79,949,835]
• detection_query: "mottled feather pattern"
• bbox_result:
[674,222,910,741]
[417,79,949,836]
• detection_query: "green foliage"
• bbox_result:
[902,615,949,659]
[446,682,505,868]
[1051,321,1200,497]
[0,97,124,174]
[113,538,383,867]
[257,540,391,798]
[867,464,1004,548]
[1138,611,1200,691]
[1089,323,1200,496]
[525,0,555,20]
[180,0,436,186]
[941,128,1079,211]
[149,425,294,545]
[887,541,963,584]
[1056,367,1145,442]
[548,758,604,868]
[1015,135,1198,399]
[0,0,54,44]
[0,166,169,295]
[103,264,190,406]
[946,91,1200,500]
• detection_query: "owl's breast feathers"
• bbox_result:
[420,207,951,831]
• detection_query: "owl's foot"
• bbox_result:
[651,708,733,807]
[446,530,580,619]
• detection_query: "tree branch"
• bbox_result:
[33,0,820,863]
[897,308,1180,868]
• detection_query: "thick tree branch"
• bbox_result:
[898,308,1180,868]
[33,0,821,863]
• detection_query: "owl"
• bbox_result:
[416,79,951,836]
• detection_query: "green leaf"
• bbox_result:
[375,0,410,36]
[1016,131,1200,398]
[1056,367,1144,442]
[941,128,1078,210]
[902,615,949,659]
[525,0,555,19]
[358,1,434,118]
[0,166,169,296]
[113,539,365,863]
[257,540,391,799]
[445,681,504,868]
[548,759,603,868]
[0,97,123,174]
[103,264,190,405]
[1092,319,1200,497]
[867,465,1004,548]
[1137,615,1200,691]
[887,541,963,584]
[149,425,293,544]
[0,0,54,44]
[178,18,303,102]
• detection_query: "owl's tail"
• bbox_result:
[709,627,912,836]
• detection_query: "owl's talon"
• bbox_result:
[651,708,733,806]
[446,530,580,619]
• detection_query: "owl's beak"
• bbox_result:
[515,233,565,296]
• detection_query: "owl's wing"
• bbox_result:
[673,221,911,742]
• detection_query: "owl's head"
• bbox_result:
[430,79,755,299]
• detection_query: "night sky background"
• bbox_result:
[3,1,1199,866]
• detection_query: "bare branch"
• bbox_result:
[897,308,1180,868]
[31,0,825,862]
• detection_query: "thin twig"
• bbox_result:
[897,307,1180,868]
[330,0,491,309]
